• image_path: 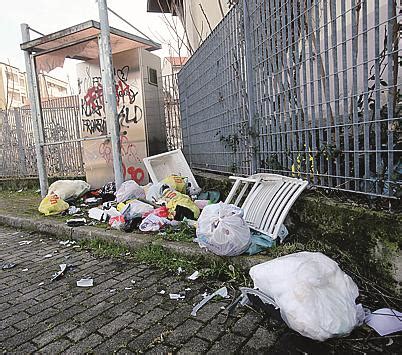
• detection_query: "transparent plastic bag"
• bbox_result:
[196,202,251,256]
[115,180,145,203]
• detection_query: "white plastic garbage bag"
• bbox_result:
[139,214,177,232]
[121,200,154,218]
[196,202,251,256]
[249,252,364,341]
[115,180,145,203]
[145,182,167,203]
[47,180,90,201]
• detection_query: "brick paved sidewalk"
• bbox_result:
[0,225,285,354]
[1,225,399,354]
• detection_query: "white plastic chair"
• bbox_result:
[225,173,308,240]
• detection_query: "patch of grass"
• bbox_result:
[135,244,250,285]
[159,223,195,242]
[78,238,131,258]
[76,237,250,284]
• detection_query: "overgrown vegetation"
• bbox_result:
[78,238,250,285]
[159,223,195,242]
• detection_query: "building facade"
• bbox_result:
[147,0,230,53]
[0,62,28,110]
[0,62,69,110]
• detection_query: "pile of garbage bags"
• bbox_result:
[38,174,283,256]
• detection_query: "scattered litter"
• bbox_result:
[88,207,108,222]
[51,264,67,281]
[201,292,208,298]
[17,189,23,193]
[72,245,81,249]
[191,287,228,317]
[109,289,117,293]
[220,306,226,310]
[59,240,75,246]
[22,268,28,272]
[38,282,44,286]
[139,214,174,232]
[66,218,87,227]
[77,278,93,287]
[2,263,16,270]
[177,267,184,274]
[194,200,209,209]
[109,215,125,230]
[159,290,166,294]
[188,271,199,280]
[104,206,121,218]
[125,287,133,290]
[18,240,33,245]
[185,288,191,291]
[131,280,136,284]
[43,254,53,258]
[169,292,186,300]
[84,197,103,206]
[68,206,81,215]
[365,308,402,336]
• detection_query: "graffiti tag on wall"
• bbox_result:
[80,65,143,135]
[98,135,145,184]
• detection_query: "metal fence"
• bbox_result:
[179,0,401,198]
[0,96,84,178]
[162,74,183,151]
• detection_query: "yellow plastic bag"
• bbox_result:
[116,199,135,212]
[162,189,200,220]
[38,193,69,216]
[162,175,187,194]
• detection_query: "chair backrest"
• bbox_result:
[225,173,308,240]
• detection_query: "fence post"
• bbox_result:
[242,0,258,174]
[14,109,28,175]
[21,23,48,196]
[97,0,124,189]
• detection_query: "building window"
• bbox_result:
[148,67,158,86]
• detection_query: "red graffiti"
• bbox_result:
[83,82,104,117]
[122,162,145,184]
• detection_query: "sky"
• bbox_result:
[0,0,185,92]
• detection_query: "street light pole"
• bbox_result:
[21,23,48,197]
[97,0,124,188]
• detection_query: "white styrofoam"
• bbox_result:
[143,149,201,194]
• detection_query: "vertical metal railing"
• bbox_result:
[162,74,183,151]
[178,0,401,198]
[0,95,85,178]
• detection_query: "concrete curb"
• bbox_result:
[0,213,268,271]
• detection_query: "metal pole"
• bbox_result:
[97,0,124,188]
[14,109,28,175]
[21,23,48,197]
[242,0,257,174]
